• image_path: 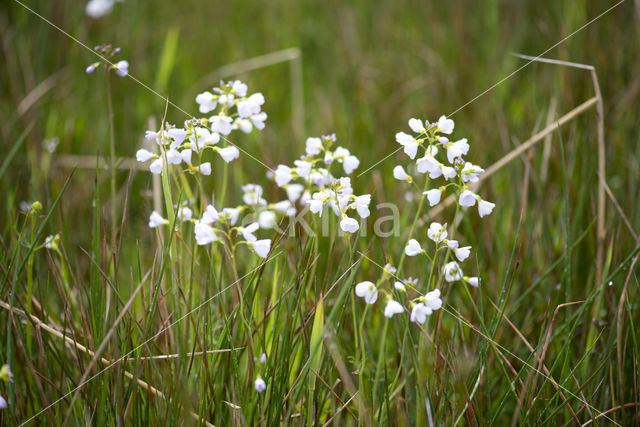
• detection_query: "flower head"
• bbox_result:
[443,262,463,282]
[148,211,168,228]
[404,239,423,256]
[384,300,405,318]
[355,281,378,304]
[254,378,266,393]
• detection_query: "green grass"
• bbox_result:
[1,0,639,425]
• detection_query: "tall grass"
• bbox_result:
[1,0,639,425]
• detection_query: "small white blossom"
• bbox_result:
[478,199,495,217]
[395,132,419,159]
[437,115,454,134]
[285,183,304,202]
[196,162,212,175]
[201,205,220,224]
[221,208,240,225]
[305,137,323,156]
[194,222,217,245]
[461,162,484,183]
[444,138,469,163]
[136,149,154,162]
[259,352,267,364]
[466,277,480,287]
[393,165,412,182]
[459,189,477,207]
[424,188,442,206]
[177,207,193,221]
[343,155,360,174]
[240,222,259,242]
[210,115,233,135]
[394,281,406,291]
[168,128,187,145]
[217,146,240,163]
[149,158,163,175]
[355,281,378,304]
[242,184,266,206]
[294,160,312,179]
[274,165,293,187]
[443,261,463,282]
[148,211,169,228]
[166,149,182,165]
[254,378,266,393]
[250,239,271,258]
[113,60,129,77]
[408,118,426,133]
[427,222,448,243]
[454,246,471,261]
[384,300,405,318]
[258,210,277,229]
[404,239,423,256]
[195,91,217,113]
[353,195,371,218]
[85,0,115,18]
[340,217,359,233]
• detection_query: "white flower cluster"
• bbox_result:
[272,134,370,234]
[141,81,278,260]
[136,80,265,176]
[355,115,493,325]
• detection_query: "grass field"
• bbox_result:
[1,0,639,425]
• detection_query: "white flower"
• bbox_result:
[466,277,480,287]
[221,208,240,225]
[459,189,477,207]
[384,300,405,318]
[85,0,115,18]
[437,115,454,134]
[353,194,371,218]
[355,281,378,304]
[242,184,265,206]
[427,222,447,243]
[113,60,129,77]
[461,162,484,183]
[258,210,277,229]
[148,211,169,228]
[394,281,406,291]
[404,239,423,256]
[136,149,154,162]
[478,199,495,218]
[181,149,193,164]
[196,162,212,175]
[443,262,463,282]
[424,188,442,206]
[231,80,248,97]
[410,303,429,324]
[237,93,264,118]
[218,93,234,108]
[217,146,240,163]
[194,222,217,245]
[454,246,471,261]
[340,216,359,233]
[86,63,98,74]
[416,154,441,176]
[444,138,469,163]
[285,183,304,202]
[195,91,217,114]
[424,288,443,311]
[274,165,293,187]
[149,158,163,175]
[395,132,419,159]
[294,160,312,179]
[446,239,459,249]
[201,205,220,224]
[168,128,187,145]
[441,165,457,180]
[234,118,253,134]
[210,115,233,135]
[177,207,193,221]
[393,165,412,182]
[249,239,271,258]
[343,155,360,174]
[250,112,267,130]
[240,222,259,242]
[308,190,330,215]
[145,130,159,142]
[305,137,323,156]
[408,118,426,133]
[166,149,182,165]
[254,378,266,393]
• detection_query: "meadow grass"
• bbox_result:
[1,0,639,425]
